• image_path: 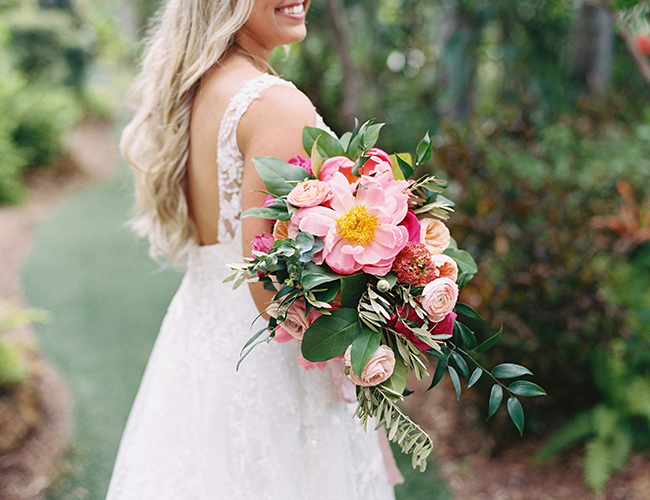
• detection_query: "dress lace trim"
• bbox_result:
[216,74,296,243]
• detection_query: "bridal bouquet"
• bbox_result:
[226,121,544,471]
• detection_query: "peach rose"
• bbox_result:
[430,254,458,282]
[344,344,396,387]
[421,277,459,322]
[419,218,451,255]
[287,180,332,208]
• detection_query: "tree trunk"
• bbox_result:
[436,4,481,124]
[571,1,615,99]
[323,0,364,128]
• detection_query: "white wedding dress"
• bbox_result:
[105,74,396,500]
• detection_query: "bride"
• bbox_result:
[106,0,400,498]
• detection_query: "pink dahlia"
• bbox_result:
[295,172,410,275]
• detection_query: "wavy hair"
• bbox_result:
[121,0,255,265]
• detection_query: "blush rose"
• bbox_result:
[344,344,396,386]
[421,277,459,322]
[420,219,451,255]
[287,179,332,207]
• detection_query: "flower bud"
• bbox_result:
[377,279,390,292]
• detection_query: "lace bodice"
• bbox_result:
[216,73,331,243]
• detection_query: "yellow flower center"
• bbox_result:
[336,205,378,246]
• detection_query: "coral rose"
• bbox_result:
[287,179,332,207]
[421,277,459,322]
[420,219,451,255]
[344,344,396,386]
[430,254,458,282]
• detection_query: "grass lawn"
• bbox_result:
[22,164,450,500]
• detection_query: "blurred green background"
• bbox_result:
[2,0,650,497]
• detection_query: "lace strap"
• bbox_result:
[216,74,296,243]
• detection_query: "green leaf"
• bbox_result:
[301,308,361,362]
[467,367,482,389]
[396,154,414,179]
[454,321,477,351]
[359,123,384,150]
[253,157,311,197]
[241,204,291,221]
[339,131,352,151]
[450,351,470,379]
[350,327,382,377]
[381,350,408,398]
[454,302,483,321]
[584,437,612,493]
[311,280,341,304]
[507,396,525,436]
[428,357,447,390]
[492,363,534,379]
[303,127,346,159]
[487,384,503,420]
[301,262,340,291]
[443,247,478,275]
[448,366,462,404]
[508,380,547,397]
[416,131,433,165]
[310,138,324,178]
[474,326,502,353]
[340,273,369,309]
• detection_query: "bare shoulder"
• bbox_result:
[238,84,316,155]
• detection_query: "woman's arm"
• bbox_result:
[238,84,317,317]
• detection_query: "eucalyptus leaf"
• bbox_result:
[301,308,361,362]
[507,396,525,436]
[492,363,534,379]
[487,384,503,420]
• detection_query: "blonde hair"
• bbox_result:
[121,0,255,265]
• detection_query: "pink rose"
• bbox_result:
[318,156,356,183]
[287,179,332,207]
[344,344,396,387]
[288,154,313,176]
[273,300,319,342]
[252,231,274,253]
[419,219,451,255]
[399,210,421,243]
[421,277,459,322]
[430,254,458,282]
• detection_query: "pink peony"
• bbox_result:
[288,154,313,175]
[318,156,356,183]
[344,344,396,386]
[252,231,274,253]
[295,172,410,275]
[287,179,332,207]
[421,278,459,322]
[419,219,451,255]
[430,254,459,282]
[399,210,421,243]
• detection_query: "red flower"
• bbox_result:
[387,307,456,351]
